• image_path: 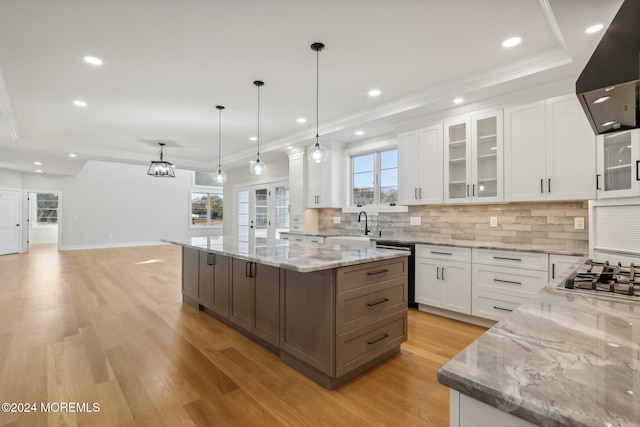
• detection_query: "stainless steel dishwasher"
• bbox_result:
[375,240,417,309]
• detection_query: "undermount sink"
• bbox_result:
[325,235,374,247]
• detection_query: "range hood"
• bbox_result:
[576,0,640,135]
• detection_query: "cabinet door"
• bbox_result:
[252,263,280,346]
[230,258,253,330]
[444,117,472,203]
[415,258,441,306]
[549,254,581,281]
[504,101,546,202]
[307,159,322,207]
[288,153,306,213]
[472,111,503,202]
[198,251,214,308]
[182,247,199,300]
[211,254,231,318]
[440,260,472,314]
[545,95,596,200]
[397,130,421,205]
[596,130,640,199]
[419,124,444,204]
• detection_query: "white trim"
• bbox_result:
[538,0,567,50]
[60,241,168,251]
[0,186,22,254]
[23,188,63,252]
[342,206,407,214]
[0,67,22,143]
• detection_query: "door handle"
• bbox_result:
[540,178,544,193]
[419,188,422,199]
[466,185,470,197]
[246,262,251,277]
[548,178,551,193]
[436,266,440,280]
[442,267,445,280]
[415,188,418,199]
[636,161,640,181]
[472,184,476,197]
[596,174,602,190]
[207,253,215,266]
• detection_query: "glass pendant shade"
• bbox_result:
[250,81,266,175]
[214,105,227,183]
[309,140,329,163]
[309,42,329,163]
[213,167,227,183]
[147,143,175,177]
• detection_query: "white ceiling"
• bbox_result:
[0,0,623,176]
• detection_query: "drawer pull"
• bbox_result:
[431,251,453,256]
[207,253,216,266]
[493,306,513,312]
[367,333,389,345]
[493,256,522,262]
[493,278,522,285]
[367,297,390,307]
[367,269,390,276]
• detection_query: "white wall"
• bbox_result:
[21,160,212,250]
[0,168,23,189]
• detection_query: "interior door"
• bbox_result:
[0,189,21,255]
[237,182,289,241]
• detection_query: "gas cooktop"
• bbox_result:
[562,259,640,298]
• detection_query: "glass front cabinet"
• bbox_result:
[596,129,640,199]
[444,110,503,203]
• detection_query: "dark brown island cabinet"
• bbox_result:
[180,246,409,389]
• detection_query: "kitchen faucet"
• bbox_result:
[357,211,370,236]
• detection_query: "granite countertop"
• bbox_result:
[162,236,408,273]
[437,281,640,426]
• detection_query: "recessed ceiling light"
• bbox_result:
[368,89,381,97]
[83,56,103,66]
[453,97,464,104]
[296,117,307,123]
[593,96,610,104]
[69,153,77,158]
[35,169,43,173]
[585,24,604,34]
[354,130,364,136]
[34,161,42,165]
[73,100,88,107]
[249,136,257,141]
[502,37,522,48]
[601,120,616,127]
[287,146,293,150]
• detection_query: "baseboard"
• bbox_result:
[60,241,169,251]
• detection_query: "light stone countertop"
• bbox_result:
[437,278,640,427]
[162,236,408,273]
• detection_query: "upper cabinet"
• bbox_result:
[444,110,503,203]
[596,129,640,199]
[504,94,596,202]
[288,151,306,214]
[307,142,344,208]
[397,124,444,205]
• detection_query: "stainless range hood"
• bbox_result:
[576,0,640,135]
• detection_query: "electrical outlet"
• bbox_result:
[490,217,498,227]
[410,216,421,226]
[333,216,341,224]
[574,217,584,230]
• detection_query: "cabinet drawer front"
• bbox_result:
[290,224,304,232]
[307,236,325,244]
[337,278,407,334]
[336,311,407,377]
[472,248,548,271]
[416,244,471,262]
[336,258,407,292]
[472,290,527,322]
[472,264,548,297]
[290,215,304,224]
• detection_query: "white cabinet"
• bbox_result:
[549,254,581,281]
[504,95,597,202]
[307,143,344,208]
[288,152,306,214]
[398,124,444,205]
[415,245,472,314]
[596,129,640,199]
[444,111,503,204]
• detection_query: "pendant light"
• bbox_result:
[213,105,227,184]
[147,142,175,177]
[249,80,266,175]
[309,42,329,163]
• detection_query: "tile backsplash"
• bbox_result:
[317,201,588,252]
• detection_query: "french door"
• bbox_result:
[237,181,289,241]
[0,189,21,255]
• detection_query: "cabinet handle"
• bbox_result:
[596,174,602,190]
[442,267,445,280]
[436,266,440,280]
[548,178,551,193]
[493,306,513,312]
[419,188,422,199]
[552,263,556,279]
[472,184,476,197]
[466,184,470,197]
[367,297,390,307]
[207,253,216,266]
[493,278,522,285]
[540,178,544,193]
[251,262,256,278]
[493,256,522,262]
[431,251,452,256]
[246,262,251,277]
[636,161,640,181]
[366,269,390,276]
[415,188,418,199]
[367,333,389,345]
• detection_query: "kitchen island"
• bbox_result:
[164,236,410,389]
[437,272,640,426]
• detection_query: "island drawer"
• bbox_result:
[471,290,527,322]
[336,258,407,292]
[336,277,407,334]
[416,244,471,263]
[472,264,548,298]
[336,311,407,377]
[472,249,548,271]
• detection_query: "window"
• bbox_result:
[191,191,223,227]
[193,171,218,187]
[36,193,59,226]
[351,149,398,206]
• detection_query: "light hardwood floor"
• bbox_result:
[0,244,486,427]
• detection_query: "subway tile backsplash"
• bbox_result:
[317,201,588,252]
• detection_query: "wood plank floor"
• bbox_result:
[0,243,486,427]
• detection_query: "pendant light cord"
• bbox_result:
[218,108,222,169]
[316,46,319,142]
[257,83,261,156]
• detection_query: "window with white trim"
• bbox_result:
[191,191,223,227]
[351,149,398,206]
[35,193,59,226]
